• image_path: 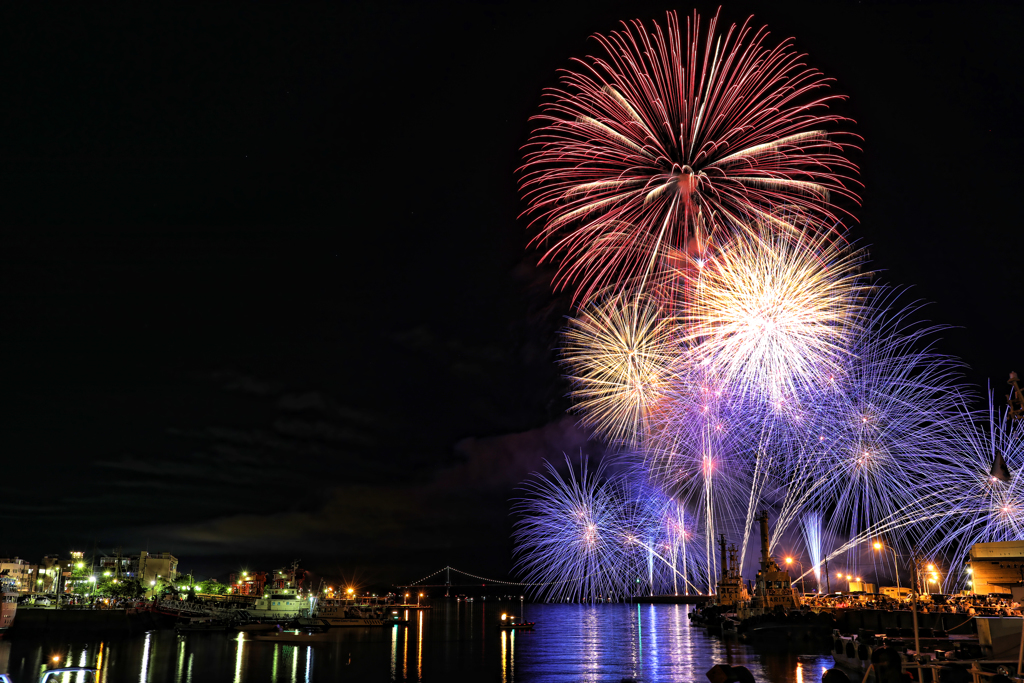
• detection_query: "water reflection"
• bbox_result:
[389,626,396,681]
[139,632,151,683]
[232,633,245,683]
[1,603,833,682]
[500,630,507,683]
[416,609,422,681]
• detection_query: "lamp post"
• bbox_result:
[873,542,902,599]
[785,557,806,596]
[875,545,923,678]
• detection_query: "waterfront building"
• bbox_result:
[229,571,266,596]
[0,558,39,593]
[880,585,911,600]
[969,541,1024,596]
[98,551,179,585]
[848,580,877,594]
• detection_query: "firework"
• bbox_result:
[512,456,638,601]
[913,394,1024,590]
[511,8,1004,599]
[644,370,757,578]
[513,456,710,600]
[562,295,679,446]
[520,9,859,303]
[772,290,968,572]
[684,228,867,404]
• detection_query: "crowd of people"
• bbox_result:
[794,591,1022,616]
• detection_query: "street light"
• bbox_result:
[872,542,902,599]
[418,592,423,607]
[785,557,806,595]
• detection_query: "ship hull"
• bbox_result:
[297,616,396,628]
[0,591,17,638]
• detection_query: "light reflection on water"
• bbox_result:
[0,603,834,682]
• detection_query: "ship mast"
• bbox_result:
[719,535,728,583]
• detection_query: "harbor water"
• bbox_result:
[1,602,836,682]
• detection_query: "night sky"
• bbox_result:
[2,2,1022,587]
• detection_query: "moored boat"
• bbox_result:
[252,630,334,642]
[175,616,230,633]
[246,564,309,621]
[297,599,407,628]
[0,573,17,638]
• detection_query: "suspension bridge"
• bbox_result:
[397,566,536,594]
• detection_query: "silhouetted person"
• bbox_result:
[731,667,755,683]
[821,669,850,683]
[870,645,905,683]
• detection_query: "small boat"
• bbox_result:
[497,613,535,630]
[252,630,334,643]
[234,622,279,632]
[175,617,230,633]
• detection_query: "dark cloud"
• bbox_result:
[124,416,605,581]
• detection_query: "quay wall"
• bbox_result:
[9,609,173,634]
[833,609,976,635]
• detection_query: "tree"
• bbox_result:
[196,579,227,596]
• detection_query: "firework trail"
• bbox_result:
[520,9,859,303]
[644,367,763,579]
[562,295,679,446]
[619,460,715,594]
[800,513,824,592]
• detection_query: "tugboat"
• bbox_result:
[738,512,802,619]
[246,562,308,621]
[0,572,17,638]
[735,513,832,644]
[691,536,748,634]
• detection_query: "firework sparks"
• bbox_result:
[562,295,679,446]
[684,228,867,403]
[513,456,648,601]
[520,9,859,303]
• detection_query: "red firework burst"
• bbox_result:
[520,10,860,304]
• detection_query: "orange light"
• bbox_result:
[785,557,793,564]
[873,542,882,550]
